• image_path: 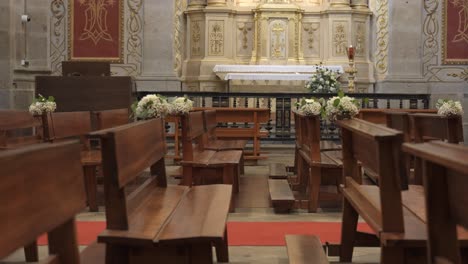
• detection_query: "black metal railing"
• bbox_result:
[137,91,431,141]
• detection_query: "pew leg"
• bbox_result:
[190,243,213,264]
[308,167,321,213]
[215,229,229,263]
[339,198,359,262]
[106,244,129,264]
[83,165,98,212]
[24,241,39,262]
[380,246,405,264]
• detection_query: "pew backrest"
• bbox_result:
[295,112,321,162]
[98,118,167,229]
[0,141,86,263]
[203,110,218,141]
[0,110,43,149]
[337,118,406,233]
[403,141,468,264]
[410,113,463,144]
[93,108,130,130]
[47,111,92,142]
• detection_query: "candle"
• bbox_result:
[347,45,355,60]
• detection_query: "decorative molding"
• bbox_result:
[238,22,253,50]
[209,21,225,56]
[333,22,347,56]
[355,22,365,56]
[303,22,319,50]
[125,0,143,76]
[174,0,185,76]
[375,0,388,74]
[191,21,202,56]
[270,20,287,59]
[50,0,67,75]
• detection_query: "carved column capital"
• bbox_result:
[188,0,206,8]
[330,0,350,8]
[351,0,368,9]
[207,0,226,7]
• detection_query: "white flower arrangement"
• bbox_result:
[295,98,323,116]
[305,64,341,93]
[29,94,57,116]
[436,99,464,117]
[169,96,194,115]
[325,92,359,121]
[134,94,170,120]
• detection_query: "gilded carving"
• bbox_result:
[355,22,365,56]
[209,21,224,56]
[238,22,253,49]
[333,23,347,56]
[50,0,67,75]
[191,21,202,56]
[447,69,468,80]
[375,0,389,74]
[270,21,287,59]
[303,22,319,50]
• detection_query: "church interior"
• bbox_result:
[1,0,468,263]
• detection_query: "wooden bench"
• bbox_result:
[285,235,329,264]
[195,107,270,160]
[0,110,43,150]
[203,109,246,174]
[92,108,130,130]
[44,111,101,212]
[293,112,342,213]
[410,113,464,185]
[0,141,104,264]
[336,118,468,263]
[268,179,295,213]
[92,118,232,263]
[403,142,468,264]
[357,108,437,125]
[180,111,242,196]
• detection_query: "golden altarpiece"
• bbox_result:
[182,0,373,92]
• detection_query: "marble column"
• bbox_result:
[188,0,206,8]
[207,0,226,7]
[351,0,368,9]
[329,0,350,8]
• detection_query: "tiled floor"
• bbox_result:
[2,145,380,263]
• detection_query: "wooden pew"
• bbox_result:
[202,110,246,174]
[0,141,104,264]
[0,110,43,150]
[180,111,242,197]
[285,235,329,264]
[403,142,468,264]
[164,115,182,161]
[337,118,468,263]
[44,111,101,212]
[358,108,437,125]
[92,108,130,130]
[195,107,270,160]
[91,118,232,263]
[411,113,464,185]
[293,112,342,213]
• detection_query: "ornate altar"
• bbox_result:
[182,0,373,92]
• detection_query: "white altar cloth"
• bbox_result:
[213,65,344,74]
[213,65,344,81]
[224,73,314,81]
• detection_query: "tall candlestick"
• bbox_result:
[347,45,355,61]
[345,45,358,93]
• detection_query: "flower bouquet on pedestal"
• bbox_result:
[436,99,464,117]
[133,94,170,120]
[295,97,324,116]
[29,94,57,141]
[325,91,359,121]
[168,96,194,115]
[305,64,340,93]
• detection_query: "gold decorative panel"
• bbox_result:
[269,20,287,59]
[354,22,365,57]
[237,22,254,57]
[333,22,348,56]
[303,22,320,58]
[191,21,202,56]
[209,21,225,56]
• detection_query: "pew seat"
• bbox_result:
[204,139,248,152]
[342,179,468,247]
[285,235,329,264]
[269,163,288,179]
[298,150,342,169]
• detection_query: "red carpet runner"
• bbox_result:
[37,221,372,246]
